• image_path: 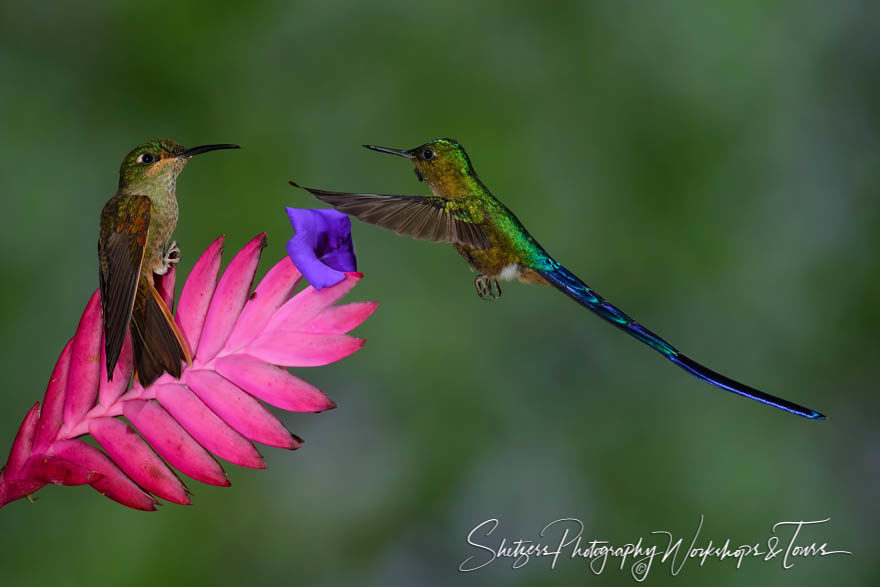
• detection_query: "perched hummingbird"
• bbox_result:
[99,139,239,386]
[291,138,825,420]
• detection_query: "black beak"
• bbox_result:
[363,144,415,159]
[177,144,240,159]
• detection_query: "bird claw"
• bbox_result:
[474,275,501,300]
[156,241,181,275]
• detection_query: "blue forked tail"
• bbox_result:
[535,264,825,420]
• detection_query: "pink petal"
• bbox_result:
[98,334,132,408]
[264,272,361,333]
[301,301,379,334]
[52,439,157,511]
[176,236,224,356]
[245,331,365,367]
[223,256,302,352]
[186,370,300,449]
[196,234,267,362]
[154,383,265,468]
[34,339,73,453]
[124,399,229,486]
[22,455,102,486]
[62,291,102,430]
[1,239,375,511]
[155,265,177,311]
[89,417,191,505]
[0,478,46,508]
[5,402,40,475]
[215,354,335,412]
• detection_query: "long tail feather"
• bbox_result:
[130,277,192,387]
[535,264,825,420]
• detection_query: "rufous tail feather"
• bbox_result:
[130,276,192,387]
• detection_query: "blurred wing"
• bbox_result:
[98,194,151,378]
[295,184,491,249]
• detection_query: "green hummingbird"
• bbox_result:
[291,138,825,420]
[99,139,239,386]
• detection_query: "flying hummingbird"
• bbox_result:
[99,139,239,386]
[290,138,825,420]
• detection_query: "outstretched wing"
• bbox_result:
[292,183,491,250]
[98,194,151,380]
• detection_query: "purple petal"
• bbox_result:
[285,207,357,290]
[124,400,229,487]
[89,416,191,505]
[176,236,224,356]
[215,354,336,412]
[196,234,267,363]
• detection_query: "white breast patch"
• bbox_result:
[499,264,520,281]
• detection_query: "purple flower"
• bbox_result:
[285,207,357,290]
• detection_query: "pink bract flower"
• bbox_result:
[0,234,377,511]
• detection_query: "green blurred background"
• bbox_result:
[1,1,877,585]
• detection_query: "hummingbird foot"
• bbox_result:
[474,275,502,300]
[155,241,181,276]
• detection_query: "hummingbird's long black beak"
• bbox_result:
[176,144,240,159]
[363,144,415,159]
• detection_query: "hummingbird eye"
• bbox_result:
[137,153,157,165]
[422,149,435,161]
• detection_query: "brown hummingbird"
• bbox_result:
[98,139,239,386]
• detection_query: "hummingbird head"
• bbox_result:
[118,139,239,191]
[363,138,477,196]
